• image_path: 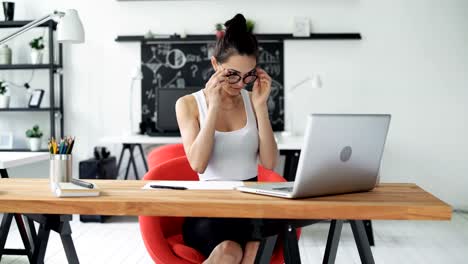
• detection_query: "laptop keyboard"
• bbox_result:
[272,187,294,192]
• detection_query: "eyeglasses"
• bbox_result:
[219,64,258,85]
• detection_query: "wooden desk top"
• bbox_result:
[0,179,451,220]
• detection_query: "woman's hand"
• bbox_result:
[204,68,227,109]
[252,68,272,110]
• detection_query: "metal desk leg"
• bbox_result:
[137,144,149,172]
[60,221,79,264]
[118,143,147,180]
[254,235,278,264]
[284,224,301,264]
[32,222,51,264]
[119,144,139,180]
[323,220,344,264]
[350,220,375,264]
[28,214,79,264]
[280,150,301,181]
[0,213,13,262]
[363,220,375,246]
[0,168,8,178]
[0,169,36,263]
[116,145,126,173]
[129,144,139,180]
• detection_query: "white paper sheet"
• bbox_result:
[142,181,244,190]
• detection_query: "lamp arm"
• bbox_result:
[288,77,312,94]
[0,11,65,46]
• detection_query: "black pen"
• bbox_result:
[71,179,94,189]
[150,185,187,190]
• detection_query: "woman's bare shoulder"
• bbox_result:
[176,94,198,117]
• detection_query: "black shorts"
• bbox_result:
[182,176,259,257]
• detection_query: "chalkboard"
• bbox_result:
[140,39,284,134]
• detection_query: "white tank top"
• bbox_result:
[192,89,259,181]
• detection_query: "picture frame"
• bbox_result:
[293,17,310,37]
[28,89,44,108]
[0,132,13,149]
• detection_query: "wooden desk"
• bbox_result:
[0,152,49,263]
[0,179,451,264]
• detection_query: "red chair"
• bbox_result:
[147,143,186,169]
[139,156,297,264]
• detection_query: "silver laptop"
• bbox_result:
[237,114,391,198]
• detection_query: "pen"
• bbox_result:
[150,185,187,190]
[71,178,94,189]
[68,137,75,154]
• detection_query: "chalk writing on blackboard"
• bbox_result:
[140,40,284,133]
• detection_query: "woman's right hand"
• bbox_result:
[204,68,227,109]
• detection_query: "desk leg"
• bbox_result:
[253,219,321,264]
[363,220,375,246]
[0,213,13,262]
[254,235,278,264]
[32,222,51,264]
[0,170,36,262]
[118,143,143,180]
[284,224,301,264]
[14,214,35,263]
[116,145,126,173]
[350,220,375,264]
[28,214,79,264]
[323,220,343,264]
[137,144,149,172]
[322,220,375,264]
[0,168,8,178]
[128,144,139,180]
[60,221,79,264]
[280,150,301,181]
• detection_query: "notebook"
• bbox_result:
[54,182,100,197]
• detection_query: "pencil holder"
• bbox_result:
[49,154,72,191]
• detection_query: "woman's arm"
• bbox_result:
[251,68,278,170]
[175,97,218,173]
[255,104,278,170]
[175,69,226,173]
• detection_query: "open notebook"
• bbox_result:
[54,182,100,197]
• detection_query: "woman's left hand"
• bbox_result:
[252,68,272,110]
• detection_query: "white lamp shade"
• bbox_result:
[57,9,84,43]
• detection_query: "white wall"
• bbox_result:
[3,0,467,209]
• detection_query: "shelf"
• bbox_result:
[0,149,49,152]
[115,33,362,42]
[0,19,63,140]
[0,64,62,70]
[0,20,57,29]
[0,107,60,112]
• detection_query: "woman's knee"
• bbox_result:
[216,240,243,262]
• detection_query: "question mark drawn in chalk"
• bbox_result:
[191,65,198,78]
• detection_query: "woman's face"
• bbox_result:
[214,55,257,97]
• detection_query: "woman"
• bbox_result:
[175,13,278,264]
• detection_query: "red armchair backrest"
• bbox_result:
[147,143,187,169]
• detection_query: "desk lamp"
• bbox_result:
[129,66,143,135]
[282,74,322,137]
[0,9,84,45]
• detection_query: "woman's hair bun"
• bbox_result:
[224,13,247,38]
[214,13,258,63]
